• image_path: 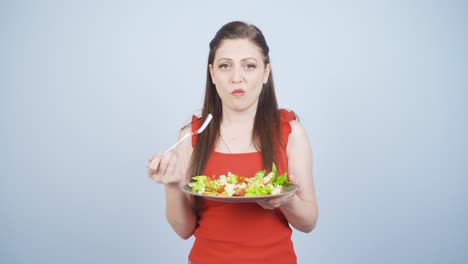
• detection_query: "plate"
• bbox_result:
[182,184,299,203]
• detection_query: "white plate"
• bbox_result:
[182,184,299,203]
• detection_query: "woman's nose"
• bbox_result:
[231,67,243,84]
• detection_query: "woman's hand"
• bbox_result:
[147,151,185,186]
[257,191,296,210]
[257,174,300,210]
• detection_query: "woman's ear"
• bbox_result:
[263,63,271,84]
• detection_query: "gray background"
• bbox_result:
[1,0,467,263]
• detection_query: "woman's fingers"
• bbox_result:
[148,152,162,169]
[163,154,177,183]
[147,151,182,185]
[159,151,172,174]
[257,199,278,210]
[257,201,275,210]
[147,152,163,181]
[158,154,175,184]
[257,192,296,210]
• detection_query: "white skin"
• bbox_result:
[148,39,318,239]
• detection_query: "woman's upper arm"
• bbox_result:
[286,120,317,202]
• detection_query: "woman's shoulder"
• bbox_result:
[289,119,307,137]
[279,108,307,140]
[278,108,298,134]
[279,108,297,123]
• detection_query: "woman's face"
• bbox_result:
[209,39,270,112]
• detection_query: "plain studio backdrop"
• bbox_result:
[1,0,467,263]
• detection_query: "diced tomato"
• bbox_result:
[216,185,225,193]
[234,188,246,196]
[238,176,247,184]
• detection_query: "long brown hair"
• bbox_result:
[188,21,281,178]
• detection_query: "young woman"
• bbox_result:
[148,21,318,264]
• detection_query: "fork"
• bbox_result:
[163,113,213,155]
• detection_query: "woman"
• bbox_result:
[148,21,318,264]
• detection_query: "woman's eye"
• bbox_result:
[219,64,230,69]
[245,64,257,70]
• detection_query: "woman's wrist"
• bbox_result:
[165,181,184,191]
[279,194,301,211]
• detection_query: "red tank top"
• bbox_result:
[188,109,297,264]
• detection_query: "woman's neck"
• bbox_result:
[218,105,258,153]
[221,107,256,128]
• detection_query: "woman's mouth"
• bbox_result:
[231,89,245,96]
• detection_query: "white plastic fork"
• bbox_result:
[163,113,213,155]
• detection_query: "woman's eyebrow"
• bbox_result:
[216,58,232,63]
[216,57,258,63]
[241,57,258,63]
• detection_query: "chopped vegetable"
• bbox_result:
[188,163,290,197]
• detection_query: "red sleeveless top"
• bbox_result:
[188,109,297,264]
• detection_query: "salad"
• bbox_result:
[188,163,290,197]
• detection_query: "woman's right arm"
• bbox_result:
[147,126,197,239]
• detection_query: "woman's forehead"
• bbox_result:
[214,39,264,61]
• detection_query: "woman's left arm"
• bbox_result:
[282,120,318,232]
[258,120,318,232]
